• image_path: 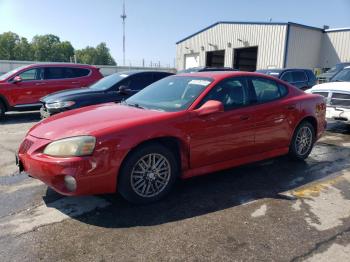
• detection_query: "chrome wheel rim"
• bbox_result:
[130,153,171,198]
[296,126,313,156]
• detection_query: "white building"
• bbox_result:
[176,22,350,71]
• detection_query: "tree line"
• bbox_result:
[0,32,116,65]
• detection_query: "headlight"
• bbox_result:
[46,101,75,109]
[43,136,96,157]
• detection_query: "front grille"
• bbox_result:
[19,139,34,154]
[313,92,329,98]
[330,93,350,107]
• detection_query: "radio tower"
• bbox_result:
[121,0,127,66]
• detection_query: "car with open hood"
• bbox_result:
[306,66,350,123]
[17,71,326,204]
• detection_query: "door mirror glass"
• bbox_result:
[118,85,132,94]
[195,100,224,116]
[12,76,22,83]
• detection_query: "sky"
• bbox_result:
[1,0,350,67]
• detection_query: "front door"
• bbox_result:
[9,67,45,105]
[189,77,255,168]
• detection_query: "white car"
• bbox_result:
[306,66,350,123]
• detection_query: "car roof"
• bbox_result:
[22,63,98,69]
[176,71,276,81]
[114,70,173,76]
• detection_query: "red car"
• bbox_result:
[17,72,326,203]
[0,63,103,119]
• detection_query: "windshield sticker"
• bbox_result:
[119,74,129,78]
[269,72,279,75]
[189,80,211,86]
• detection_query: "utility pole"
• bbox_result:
[121,0,127,66]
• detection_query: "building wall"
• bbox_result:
[285,25,323,68]
[176,23,288,70]
[321,30,350,68]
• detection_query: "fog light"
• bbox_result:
[64,175,77,192]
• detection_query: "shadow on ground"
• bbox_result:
[43,140,350,228]
[1,111,40,125]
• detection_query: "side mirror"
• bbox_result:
[118,85,132,95]
[195,100,224,116]
[12,76,22,83]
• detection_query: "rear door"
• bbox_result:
[247,77,296,153]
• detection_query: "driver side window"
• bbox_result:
[17,68,41,81]
[197,77,249,110]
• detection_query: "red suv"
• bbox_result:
[0,63,103,119]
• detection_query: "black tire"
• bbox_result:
[118,143,178,204]
[0,101,5,120]
[289,121,315,160]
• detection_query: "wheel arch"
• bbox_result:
[290,115,318,144]
[117,136,189,183]
[0,94,9,111]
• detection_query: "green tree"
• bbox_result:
[76,42,116,65]
[0,32,20,60]
[13,37,33,60]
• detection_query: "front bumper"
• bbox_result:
[18,135,118,196]
[40,105,66,118]
[326,106,350,123]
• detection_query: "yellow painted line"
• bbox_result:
[292,175,345,198]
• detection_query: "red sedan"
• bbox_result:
[17,72,326,203]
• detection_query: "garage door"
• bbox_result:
[184,53,199,69]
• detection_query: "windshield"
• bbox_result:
[89,73,129,90]
[125,76,213,112]
[0,65,28,81]
[331,68,350,82]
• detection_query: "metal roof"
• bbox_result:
[176,21,326,44]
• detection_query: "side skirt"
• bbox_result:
[182,147,290,179]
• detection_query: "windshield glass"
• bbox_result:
[326,65,341,74]
[0,65,28,81]
[89,73,129,90]
[331,68,350,82]
[125,76,213,112]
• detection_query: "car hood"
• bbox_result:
[308,82,350,92]
[41,88,101,103]
[29,103,173,140]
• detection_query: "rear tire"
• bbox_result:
[118,143,178,204]
[289,121,315,160]
[0,101,5,120]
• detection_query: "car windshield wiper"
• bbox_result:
[120,100,146,109]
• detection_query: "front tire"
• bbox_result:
[118,143,178,204]
[289,121,315,160]
[0,101,5,120]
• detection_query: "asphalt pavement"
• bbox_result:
[1,111,350,261]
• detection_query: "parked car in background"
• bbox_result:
[256,68,317,90]
[0,63,103,119]
[40,71,173,118]
[306,66,350,124]
[178,66,238,74]
[329,66,350,82]
[18,71,326,204]
[317,62,350,84]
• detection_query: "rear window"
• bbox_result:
[292,71,308,82]
[44,67,65,79]
[250,77,288,103]
[44,67,90,80]
[65,68,90,78]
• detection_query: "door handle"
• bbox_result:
[71,81,80,84]
[286,104,296,110]
[240,115,250,121]
[35,82,46,86]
